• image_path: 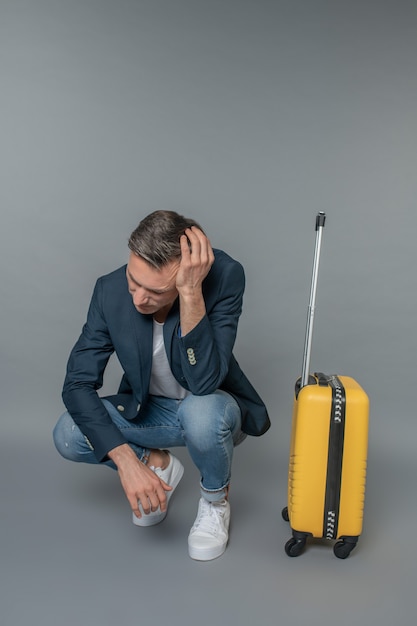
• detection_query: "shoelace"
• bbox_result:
[193,501,226,535]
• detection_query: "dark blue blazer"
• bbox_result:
[62,249,270,461]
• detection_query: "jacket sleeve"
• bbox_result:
[176,256,245,395]
[62,278,128,461]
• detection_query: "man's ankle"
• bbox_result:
[148,449,169,470]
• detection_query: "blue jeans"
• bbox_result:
[53,391,244,502]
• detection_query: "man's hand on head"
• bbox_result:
[175,227,214,336]
[176,226,215,296]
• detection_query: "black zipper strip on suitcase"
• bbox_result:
[323,376,346,540]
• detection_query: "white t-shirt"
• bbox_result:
[149,319,190,399]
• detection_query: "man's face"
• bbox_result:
[126,252,179,317]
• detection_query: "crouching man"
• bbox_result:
[53,210,270,561]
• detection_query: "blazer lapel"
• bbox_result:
[128,304,154,398]
[163,299,182,382]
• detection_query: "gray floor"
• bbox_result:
[2,414,415,626]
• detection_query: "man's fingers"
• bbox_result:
[131,479,172,517]
[148,487,165,512]
[183,227,213,267]
[180,232,192,257]
[132,504,142,520]
[184,227,204,255]
[159,478,172,491]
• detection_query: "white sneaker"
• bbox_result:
[132,452,184,527]
[188,497,230,561]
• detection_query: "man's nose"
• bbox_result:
[133,288,150,305]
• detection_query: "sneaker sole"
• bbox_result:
[188,540,228,561]
[132,459,184,527]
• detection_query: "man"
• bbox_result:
[53,210,270,561]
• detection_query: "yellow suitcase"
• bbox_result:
[282,214,370,559]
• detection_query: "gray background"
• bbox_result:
[1,0,416,624]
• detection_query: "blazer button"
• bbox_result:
[117,405,125,412]
[186,347,197,365]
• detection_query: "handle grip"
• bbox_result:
[315,211,326,230]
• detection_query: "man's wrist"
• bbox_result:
[107,443,136,467]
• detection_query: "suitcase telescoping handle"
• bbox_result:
[300,212,326,389]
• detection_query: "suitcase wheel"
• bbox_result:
[281,506,289,522]
[285,537,306,557]
[333,540,356,560]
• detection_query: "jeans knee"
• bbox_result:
[53,413,82,461]
[179,392,241,451]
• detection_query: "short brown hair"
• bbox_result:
[128,210,203,268]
